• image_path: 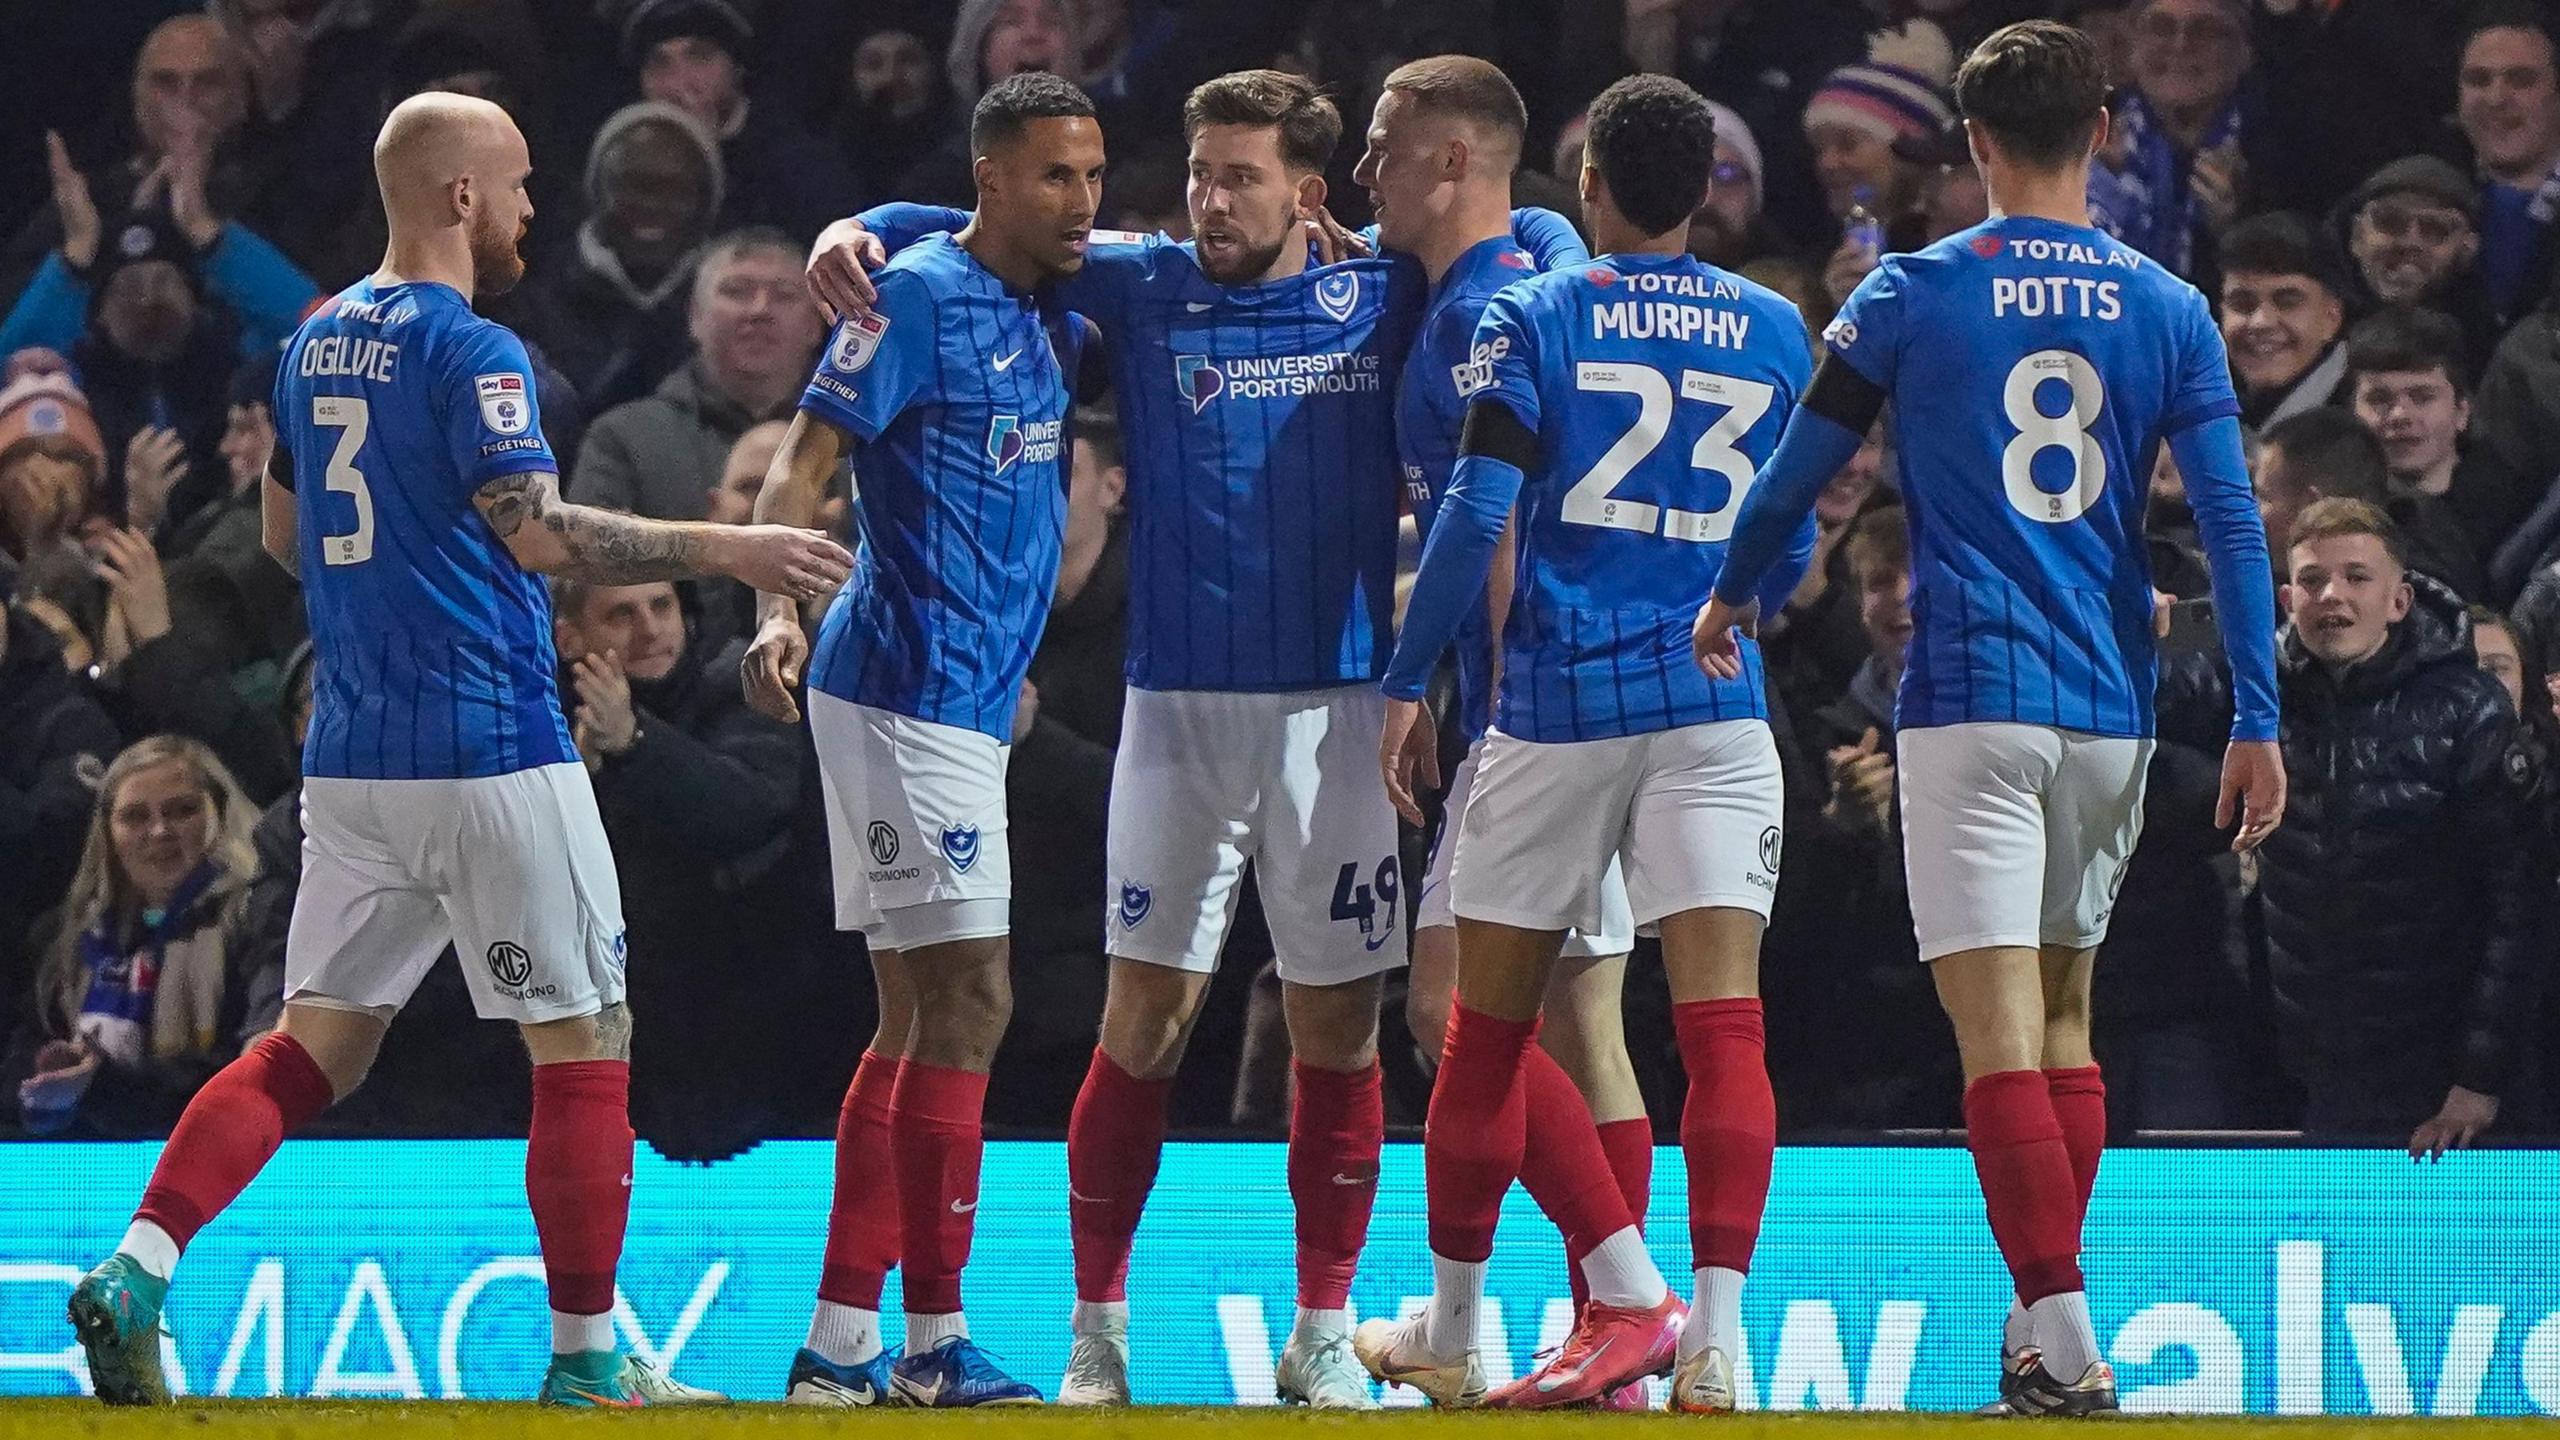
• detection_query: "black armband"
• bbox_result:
[1801,353,1887,436]
[1458,398,1540,471]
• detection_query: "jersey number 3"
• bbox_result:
[312,396,375,566]
[1565,364,1774,543]
[2002,350,2107,525]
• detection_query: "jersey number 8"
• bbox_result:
[2001,349,2106,525]
[312,396,376,566]
[1564,363,1776,544]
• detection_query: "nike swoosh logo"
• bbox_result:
[563,1381,643,1407]
[1185,301,1214,312]
[898,1374,944,1405]
[1068,1187,1105,1204]
[1330,1172,1374,1186]
[951,1197,979,1214]
[993,350,1022,371]
[1540,1337,1612,1391]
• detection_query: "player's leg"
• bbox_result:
[794,693,910,1404]
[1061,687,1254,1403]
[1901,724,2110,1414]
[72,783,428,1406]
[1276,971,1385,1401]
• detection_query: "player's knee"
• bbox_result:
[519,1001,633,1064]
[1404,982,1452,1059]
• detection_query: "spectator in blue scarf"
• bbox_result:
[2089,0,2254,282]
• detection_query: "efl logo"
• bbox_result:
[832,312,888,373]
[1175,354,1225,414]
[474,373,529,435]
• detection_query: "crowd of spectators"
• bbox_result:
[4,0,2557,1159]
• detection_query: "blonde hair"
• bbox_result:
[41,735,258,1033]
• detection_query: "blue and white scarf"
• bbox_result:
[74,862,218,1065]
[2088,89,2243,279]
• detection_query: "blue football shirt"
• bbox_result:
[801,233,1080,741]
[1386,252,1815,742]
[274,277,571,780]
[1817,217,2243,737]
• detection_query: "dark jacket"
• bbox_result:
[72,316,240,526]
[104,621,297,807]
[2185,575,2550,1132]
[500,245,698,419]
[585,635,802,874]
[0,610,122,1017]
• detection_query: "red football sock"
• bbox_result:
[1514,1047,1638,1264]
[526,1060,634,1318]
[892,1060,990,1316]
[2046,1064,2106,1224]
[1424,1005,1538,1263]
[818,1050,902,1310]
[1561,1115,1656,1312]
[1289,1059,1382,1310]
[135,1031,335,1248]
[1675,998,1776,1274]
[1965,1069,2084,1304]
[1066,1049,1172,1303]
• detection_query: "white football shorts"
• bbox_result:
[1105,685,1404,985]
[1421,741,1635,957]
[1896,721,2153,962]
[809,691,1012,951]
[287,762,627,1025]
[1451,718,1784,933]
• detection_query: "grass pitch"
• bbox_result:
[0,1403,2549,1439]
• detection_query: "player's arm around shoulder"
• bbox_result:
[470,468,849,601]
[740,409,854,725]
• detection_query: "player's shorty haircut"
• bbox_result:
[2346,306,2472,393]
[2288,495,2410,570]
[1382,55,1528,153]
[1950,20,2109,171]
[2262,407,2391,505]
[1583,74,1719,239]
[2220,212,2341,292]
[1075,403,1121,470]
[693,224,798,303]
[972,71,1097,154]
[1846,504,1910,583]
[2463,0,2560,56]
[1184,69,1343,174]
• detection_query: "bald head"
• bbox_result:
[374,93,536,295]
[133,16,250,157]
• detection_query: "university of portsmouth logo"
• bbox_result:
[1313,270,1360,323]
[986,413,1025,474]
[1118,882,1153,930]
[941,824,981,873]
[1175,353,1225,414]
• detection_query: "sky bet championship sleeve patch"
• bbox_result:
[474,373,531,435]
[831,311,888,373]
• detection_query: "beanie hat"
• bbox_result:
[0,367,107,478]
[2347,155,2478,223]
[620,0,752,69]
[86,210,206,316]
[1703,100,1764,194]
[583,99,726,220]
[1803,20,1957,149]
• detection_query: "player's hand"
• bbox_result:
[124,426,190,535]
[1380,695,1441,826]
[1304,206,1369,265]
[718,524,852,603]
[572,650,638,755]
[1692,596,1757,681]
[93,527,173,647]
[47,131,100,271]
[2409,1085,2498,1162]
[742,612,811,724]
[2216,738,2286,852]
[1011,678,1041,746]
[807,218,886,322]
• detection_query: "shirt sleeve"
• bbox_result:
[800,268,935,443]
[1465,285,1545,432]
[1819,257,1910,391]
[437,320,556,494]
[2162,284,2244,436]
[1511,207,1590,270]
[857,203,969,251]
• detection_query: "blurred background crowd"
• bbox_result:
[3,0,2557,1161]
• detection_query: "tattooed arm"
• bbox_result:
[473,469,852,596]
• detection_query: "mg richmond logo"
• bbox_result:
[984,414,1063,474]
[1175,351,1383,414]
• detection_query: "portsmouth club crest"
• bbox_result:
[1117,882,1153,930]
[1175,354,1223,414]
[1314,270,1359,323]
[986,413,1025,474]
[941,824,981,873]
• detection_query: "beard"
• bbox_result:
[1198,228,1289,286]
[470,210,528,296]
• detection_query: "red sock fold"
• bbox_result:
[1423,1005,1538,1263]
[818,1051,903,1309]
[1513,1047,1637,1266]
[136,1031,335,1249]
[1289,1059,1383,1309]
[1965,1069,2084,1305]
[1675,998,1775,1274]
[2045,1064,2106,1223]
[1595,1117,1655,1236]
[527,1059,635,1319]
[1066,1049,1173,1303]
[891,1060,990,1315]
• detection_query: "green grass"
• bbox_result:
[0,1403,2550,1439]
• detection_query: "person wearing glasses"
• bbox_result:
[2338,156,2498,377]
[2087,0,2254,285]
